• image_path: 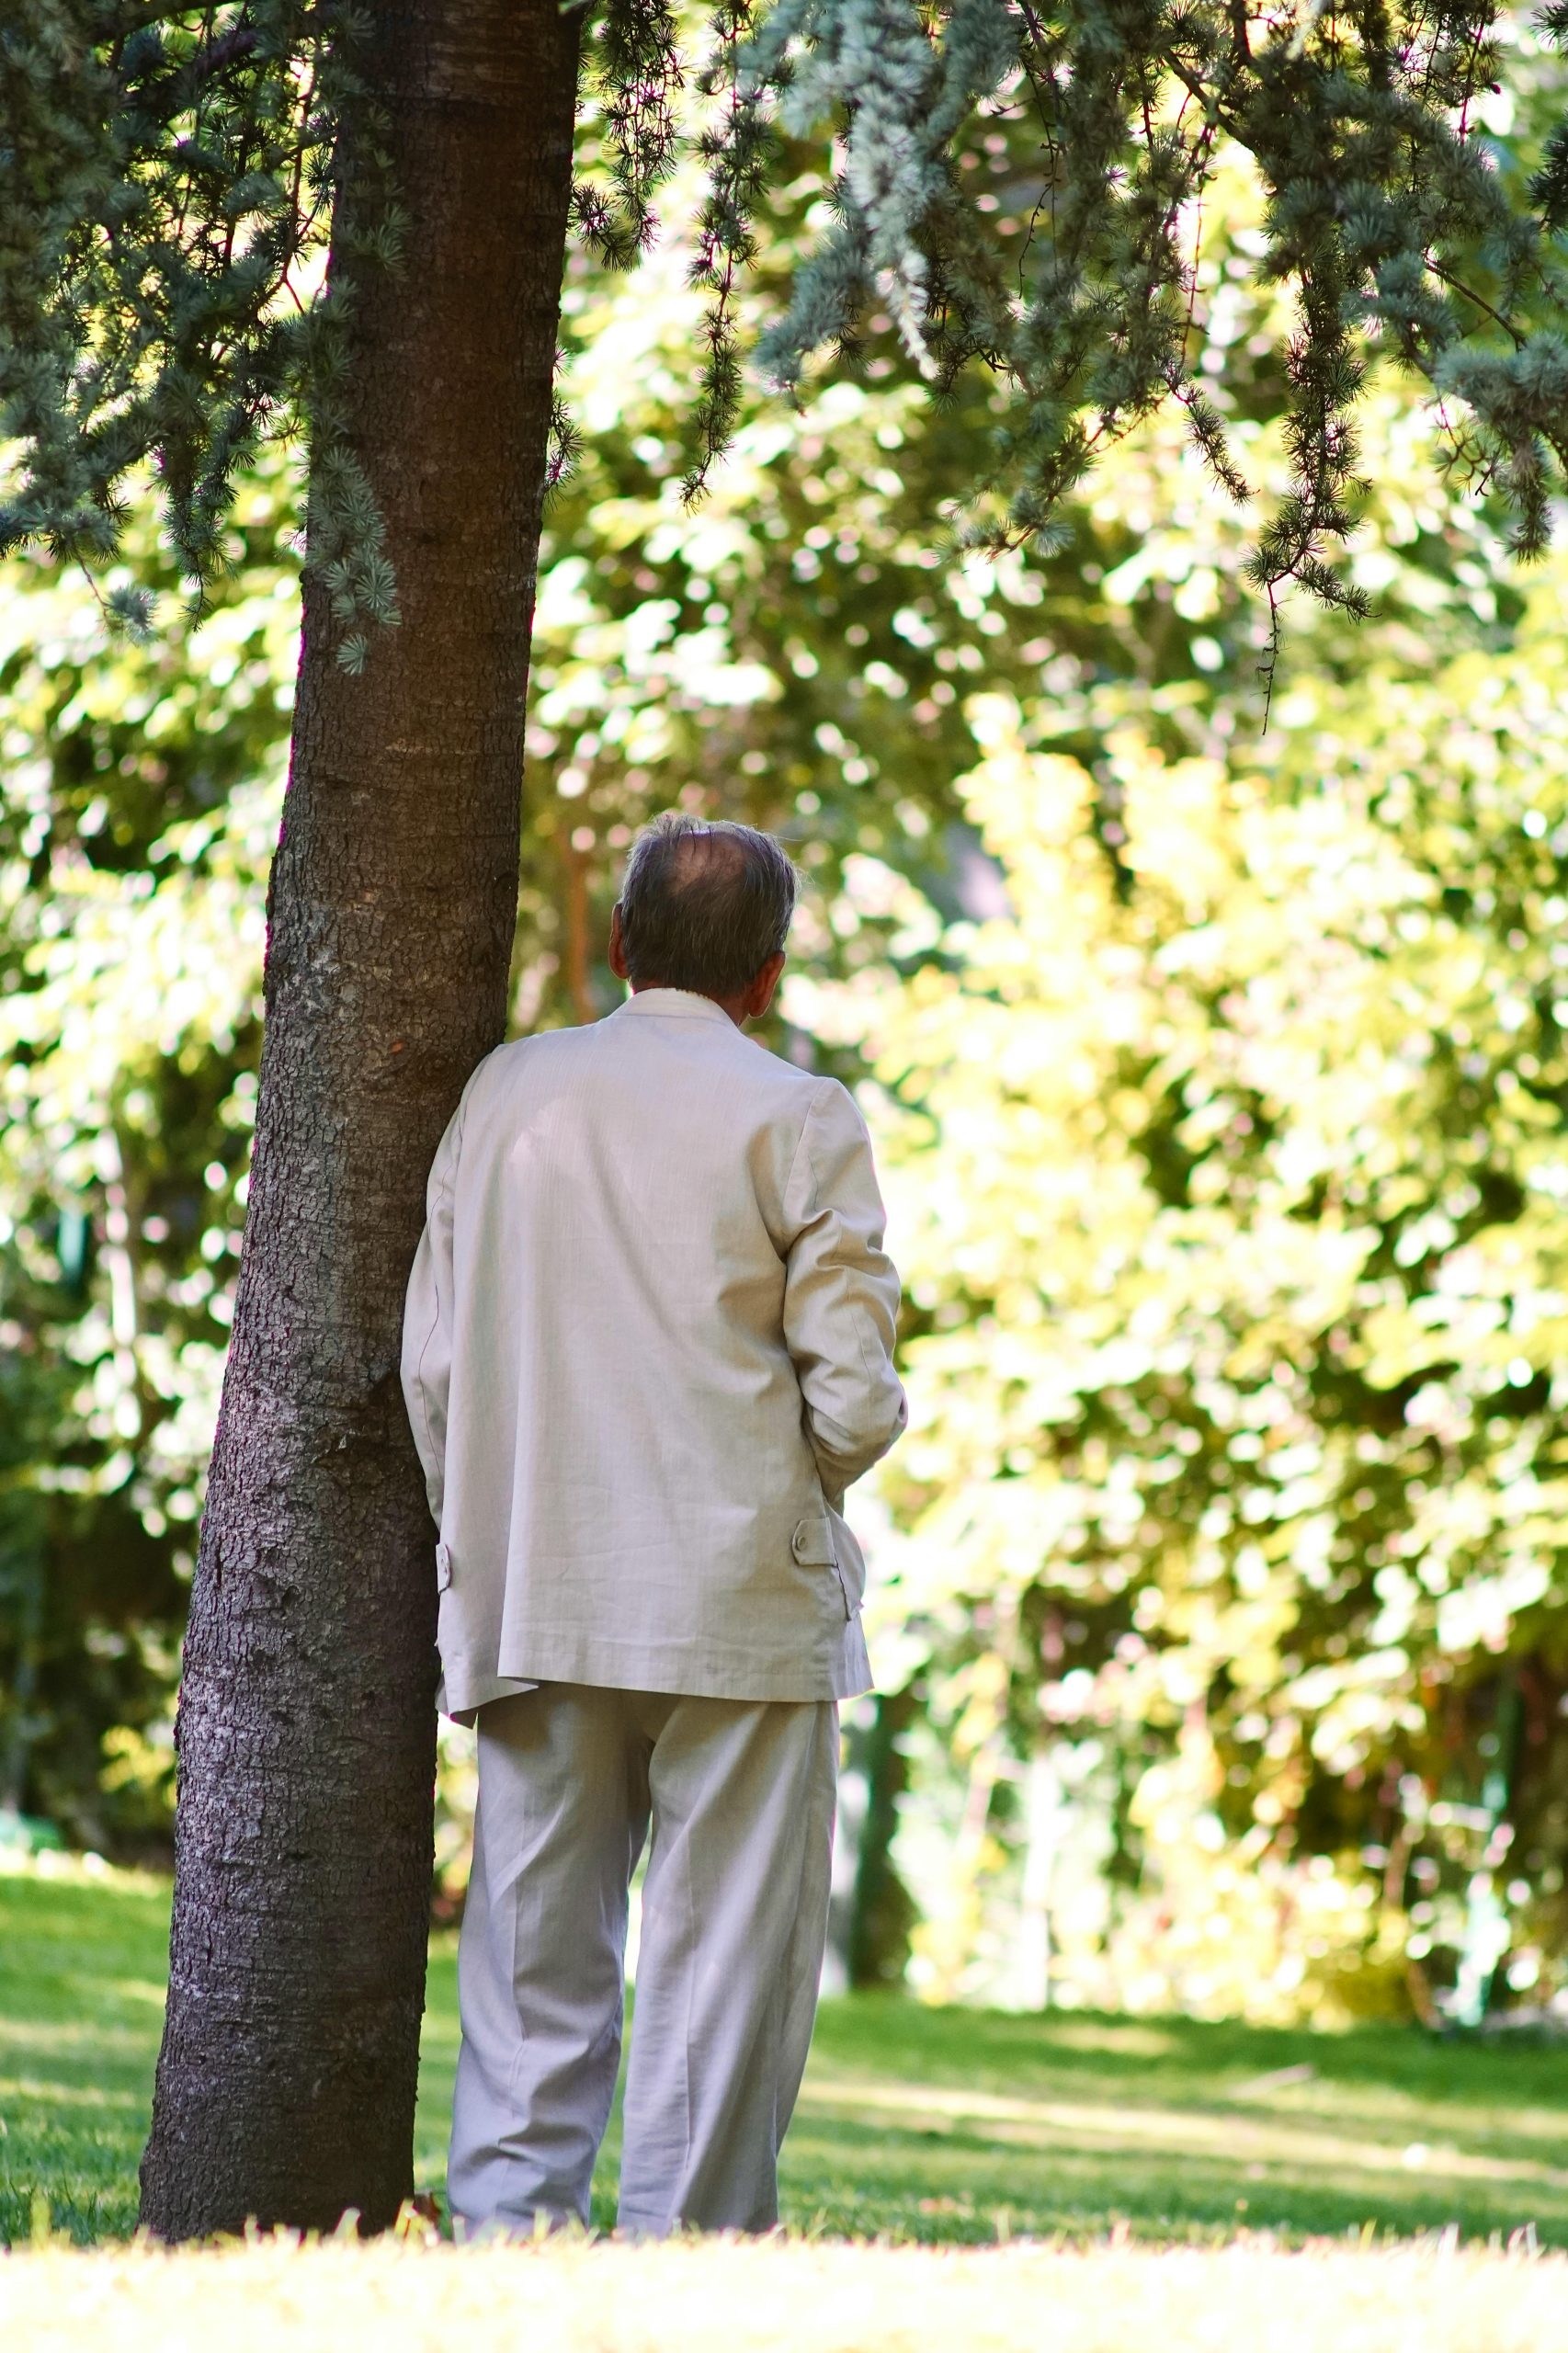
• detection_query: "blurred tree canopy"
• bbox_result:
[0,482,294,1847]
[8,0,1568,630]
[6,131,1568,2030]
[837,556,1568,2025]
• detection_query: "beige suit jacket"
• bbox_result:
[401,988,906,1716]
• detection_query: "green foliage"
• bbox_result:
[574,0,687,267]
[811,384,1568,2022]
[7,0,1568,664]
[687,0,1568,656]
[0,2,398,653]
[0,465,295,1846]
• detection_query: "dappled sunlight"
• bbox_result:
[0,2014,162,2057]
[0,2075,138,2114]
[6,2234,1568,2353]
[794,2075,1568,2195]
[1022,2019,1181,2061]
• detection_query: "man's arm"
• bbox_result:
[400,1091,468,1529]
[781,1078,907,1496]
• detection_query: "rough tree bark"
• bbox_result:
[139,0,580,2237]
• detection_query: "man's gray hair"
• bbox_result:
[617,813,800,997]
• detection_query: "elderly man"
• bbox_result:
[401,813,906,2238]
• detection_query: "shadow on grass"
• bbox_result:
[6,1871,1568,2248]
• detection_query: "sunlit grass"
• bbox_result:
[791,2000,1568,2245]
[6,2234,1568,2353]
[7,1859,1568,2254]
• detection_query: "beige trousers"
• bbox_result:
[448,1682,838,2235]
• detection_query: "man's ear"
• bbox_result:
[745,950,787,1022]
[608,903,630,982]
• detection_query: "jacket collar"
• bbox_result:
[612,987,735,1025]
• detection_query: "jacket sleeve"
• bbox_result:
[400,1090,468,1529]
[781,1077,907,1499]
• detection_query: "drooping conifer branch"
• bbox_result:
[692,0,1568,630]
[6,0,1568,648]
[0,3,396,651]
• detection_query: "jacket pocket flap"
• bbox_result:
[791,1516,837,1566]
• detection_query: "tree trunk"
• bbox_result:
[139,0,579,2239]
[848,1687,917,1989]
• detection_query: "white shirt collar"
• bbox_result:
[612,987,734,1024]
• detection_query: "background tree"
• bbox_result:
[0,478,292,1857]
[846,535,1568,2024]
[5,0,582,2236]
[6,0,1568,2240]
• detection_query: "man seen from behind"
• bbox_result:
[401,813,907,2236]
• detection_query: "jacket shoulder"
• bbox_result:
[465,1029,579,1088]
[746,1034,835,1092]
[787,1066,866,1130]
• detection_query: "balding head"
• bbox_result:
[616,813,799,998]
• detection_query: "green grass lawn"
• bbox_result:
[6,1857,1568,2252]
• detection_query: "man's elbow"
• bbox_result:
[810,1381,908,1490]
